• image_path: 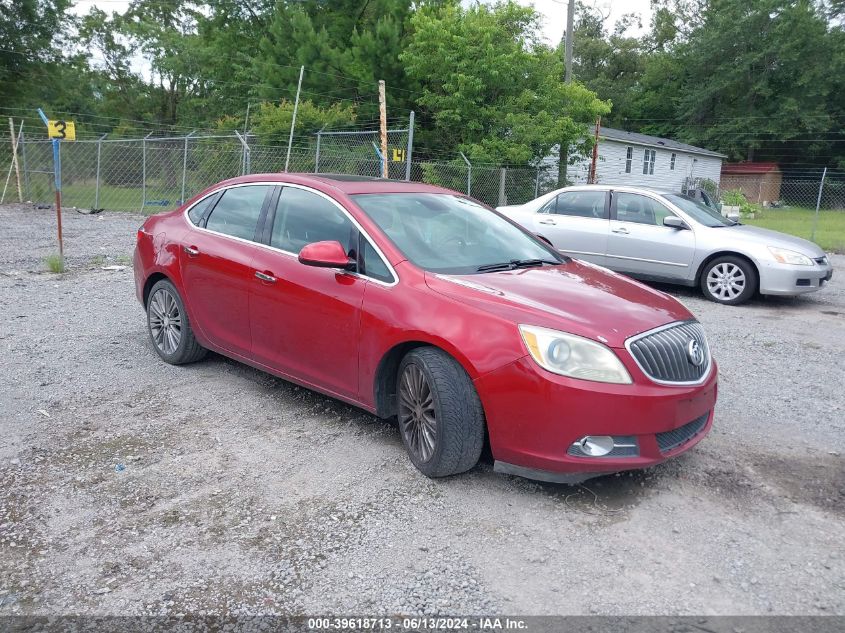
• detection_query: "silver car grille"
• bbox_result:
[656,411,710,453]
[626,321,711,384]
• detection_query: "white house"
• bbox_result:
[564,127,726,191]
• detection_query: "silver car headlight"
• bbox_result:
[768,246,813,266]
[518,325,632,384]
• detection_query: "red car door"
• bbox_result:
[180,184,275,357]
[249,186,367,401]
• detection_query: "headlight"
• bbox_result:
[768,246,813,266]
[518,325,632,384]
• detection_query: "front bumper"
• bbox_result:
[475,355,718,483]
[758,259,833,296]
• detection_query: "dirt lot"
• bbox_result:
[1,203,843,616]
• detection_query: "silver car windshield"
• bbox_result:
[352,193,562,274]
[663,194,736,228]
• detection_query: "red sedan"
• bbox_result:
[134,174,717,483]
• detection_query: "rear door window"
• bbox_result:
[204,185,273,241]
[554,191,608,219]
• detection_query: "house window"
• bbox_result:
[625,146,633,173]
[642,149,656,175]
[670,153,676,170]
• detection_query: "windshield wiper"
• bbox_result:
[476,258,559,273]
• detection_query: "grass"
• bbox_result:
[27,178,198,214]
[743,206,845,254]
[44,254,65,273]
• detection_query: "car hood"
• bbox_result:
[717,224,826,257]
[424,260,693,348]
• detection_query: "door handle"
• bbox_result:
[538,219,557,225]
[611,227,630,235]
[254,271,277,283]
[183,245,200,256]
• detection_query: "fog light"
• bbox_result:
[573,435,614,457]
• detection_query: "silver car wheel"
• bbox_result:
[148,287,182,355]
[706,262,746,301]
[398,364,437,463]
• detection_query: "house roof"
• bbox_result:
[599,127,727,159]
[721,162,780,174]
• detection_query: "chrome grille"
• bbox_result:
[626,321,710,384]
[656,412,709,453]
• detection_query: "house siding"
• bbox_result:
[569,140,723,190]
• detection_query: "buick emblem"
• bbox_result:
[687,339,705,367]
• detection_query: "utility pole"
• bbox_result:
[588,117,601,184]
[565,0,574,83]
[558,0,575,187]
[378,80,388,178]
[285,65,304,173]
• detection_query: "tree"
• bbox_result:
[668,0,836,162]
[401,1,609,165]
[569,2,645,127]
[0,0,73,106]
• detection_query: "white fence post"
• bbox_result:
[811,167,827,242]
[459,151,472,195]
[181,131,195,204]
[94,133,107,209]
[405,111,415,181]
[141,132,152,212]
[498,167,507,206]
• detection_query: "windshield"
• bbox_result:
[663,194,735,227]
[352,193,562,274]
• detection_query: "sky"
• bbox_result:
[517,0,654,43]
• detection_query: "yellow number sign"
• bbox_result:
[47,120,76,141]
[392,148,406,162]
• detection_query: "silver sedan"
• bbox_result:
[498,185,833,305]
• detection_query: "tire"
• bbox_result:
[700,255,757,305]
[396,347,485,478]
[146,279,207,364]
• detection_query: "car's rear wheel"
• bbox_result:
[396,348,485,477]
[700,256,757,305]
[146,279,207,364]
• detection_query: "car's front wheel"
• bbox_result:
[700,256,757,305]
[146,279,207,364]
[396,348,485,477]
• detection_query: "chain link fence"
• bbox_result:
[14,129,557,213]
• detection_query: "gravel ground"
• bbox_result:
[1,203,843,616]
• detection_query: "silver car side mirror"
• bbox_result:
[663,215,689,230]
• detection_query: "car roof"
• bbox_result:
[561,184,676,195]
[210,172,455,196]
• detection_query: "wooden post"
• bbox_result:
[9,118,22,202]
[378,80,388,178]
[588,117,601,184]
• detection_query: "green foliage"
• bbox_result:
[44,254,65,273]
[697,178,719,196]
[722,189,756,216]
[0,0,73,105]
[4,0,845,173]
[249,100,358,145]
[722,189,748,206]
[401,1,609,165]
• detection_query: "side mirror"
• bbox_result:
[663,215,689,230]
[298,241,355,270]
